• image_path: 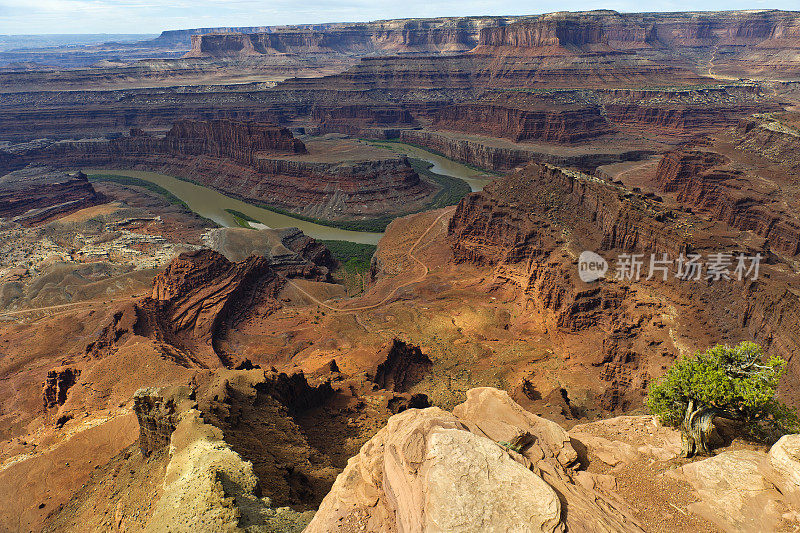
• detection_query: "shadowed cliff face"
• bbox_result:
[165,119,307,159]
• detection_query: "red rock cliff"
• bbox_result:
[433,94,613,143]
[654,147,800,257]
[447,162,800,408]
[184,17,529,58]
[164,119,307,162]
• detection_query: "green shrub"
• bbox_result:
[647,341,798,457]
[319,240,376,273]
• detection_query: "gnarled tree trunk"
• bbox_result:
[680,400,718,457]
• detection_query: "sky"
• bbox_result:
[0,0,796,35]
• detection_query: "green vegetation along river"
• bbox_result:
[365,141,495,192]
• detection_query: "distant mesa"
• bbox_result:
[0,166,99,225]
[181,16,532,58]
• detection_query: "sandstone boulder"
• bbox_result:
[452,387,577,469]
[569,415,682,466]
[669,450,795,532]
[767,434,800,510]
[305,407,562,533]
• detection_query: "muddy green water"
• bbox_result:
[85,169,383,245]
[84,144,494,245]
[366,142,494,192]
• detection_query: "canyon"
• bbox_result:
[2,8,800,533]
[0,119,438,220]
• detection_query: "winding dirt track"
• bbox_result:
[287,207,455,313]
[0,296,138,319]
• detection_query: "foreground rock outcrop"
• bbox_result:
[666,434,800,531]
[132,381,317,533]
[307,387,644,532]
[307,387,800,533]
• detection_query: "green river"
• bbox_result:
[85,143,493,246]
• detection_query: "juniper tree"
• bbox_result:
[647,341,798,457]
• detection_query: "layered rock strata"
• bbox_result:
[736,117,800,174]
[432,93,613,143]
[0,166,98,224]
[89,236,334,368]
[474,10,800,54]
[397,129,654,172]
[654,146,800,257]
[183,16,531,58]
[447,162,800,408]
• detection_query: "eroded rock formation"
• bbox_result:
[0,166,98,224]
[447,161,800,410]
[433,93,614,143]
[184,16,530,58]
[87,232,335,368]
[654,145,800,257]
[373,339,433,392]
[143,248,328,367]
[133,386,195,456]
[42,367,81,410]
[130,380,318,532]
